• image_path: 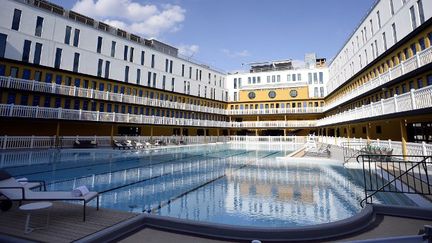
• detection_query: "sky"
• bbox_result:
[49,0,376,72]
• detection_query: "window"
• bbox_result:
[410,6,417,30]
[22,40,31,62]
[141,51,145,65]
[162,75,166,89]
[148,72,151,86]
[319,72,323,83]
[165,59,169,72]
[417,0,425,24]
[297,73,301,81]
[171,78,175,92]
[370,19,374,34]
[313,73,318,83]
[35,16,44,37]
[417,79,423,88]
[411,43,417,55]
[169,60,173,73]
[111,41,116,57]
[129,47,134,62]
[320,87,324,97]
[123,45,128,60]
[376,11,381,28]
[137,69,141,85]
[390,0,394,15]
[181,64,185,77]
[291,74,295,82]
[0,33,6,58]
[153,73,157,87]
[65,26,71,44]
[151,54,155,68]
[382,32,387,51]
[234,78,237,89]
[314,87,319,97]
[73,52,80,72]
[54,48,62,68]
[105,61,110,79]
[427,75,432,86]
[11,9,21,31]
[33,42,42,65]
[97,36,102,53]
[125,66,129,82]
[73,29,80,47]
[392,23,397,44]
[308,73,312,84]
[97,59,103,77]
[287,74,291,82]
[419,38,425,51]
[376,126,382,134]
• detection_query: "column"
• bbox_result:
[400,119,408,159]
[110,125,114,144]
[366,123,370,144]
[150,126,154,139]
[56,122,61,147]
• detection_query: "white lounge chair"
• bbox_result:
[0,174,99,221]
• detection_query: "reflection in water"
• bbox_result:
[0,144,417,227]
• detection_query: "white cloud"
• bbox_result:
[72,0,186,38]
[221,49,251,58]
[178,44,199,57]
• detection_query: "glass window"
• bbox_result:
[33,95,40,106]
[419,38,425,51]
[418,0,425,24]
[23,69,30,79]
[0,33,6,58]
[411,43,417,55]
[141,51,145,65]
[74,99,80,110]
[73,29,80,47]
[97,36,102,53]
[35,16,44,37]
[54,48,62,68]
[427,75,432,86]
[137,69,141,84]
[64,99,71,109]
[97,59,103,77]
[44,96,51,107]
[74,78,80,87]
[22,40,31,62]
[64,26,71,44]
[11,9,21,31]
[34,71,41,81]
[55,75,62,84]
[287,74,291,82]
[129,47,134,62]
[10,67,19,78]
[410,6,417,30]
[111,41,116,57]
[105,61,110,79]
[417,79,423,89]
[0,64,5,76]
[7,92,16,104]
[123,45,128,61]
[125,66,129,83]
[151,54,155,68]
[73,53,80,72]
[319,72,323,83]
[33,43,42,65]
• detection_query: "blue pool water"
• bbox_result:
[0,143,417,227]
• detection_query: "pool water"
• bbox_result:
[0,143,417,227]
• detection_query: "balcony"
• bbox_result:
[230,120,317,128]
[227,107,323,115]
[326,46,432,110]
[317,85,432,126]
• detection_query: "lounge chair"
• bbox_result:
[132,141,144,149]
[305,144,331,157]
[0,171,99,221]
[122,140,134,149]
[113,140,126,150]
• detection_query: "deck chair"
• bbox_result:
[0,172,99,221]
[113,140,126,150]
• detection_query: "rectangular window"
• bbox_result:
[390,0,394,15]
[189,67,192,79]
[124,45,128,61]
[111,41,116,57]
[125,66,129,82]
[162,75,166,89]
[411,43,417,55]
[297,73,301,81]
[97,36,102,53]
[417,79,424,88]
[313,73,318,83]
[151,54,155,68]
[370,19,374,34]
[181,64,185,77]
[392,23,397,44]
[141,51,145,65]
[427,75,432,86]
[153,73,157,87]
[419,38,426,50]
[104,61,110,79]
[292,74,296,81]
[136,69,141,84]
[65,26,71,44]
[35,16,44,37]
[22,40,31,62]
[129,47,134,62]
[148,72,151,86]
[54,48,62,69]
[319,72,324,83]
[287,74,291,82]
[165,59,169,72]
[33,42,42,65]
[73,52,80,72]
[382,32,387,51]
[410,6,417,30]
[169,60,173,73]
[0,33,6,58]
[417,0,425,24]
[97,59,103,77]
[73,29,80,47]
[377,11,381,28]
[11,9,21,31]
[171,78,175,92]
[308,73,312,84]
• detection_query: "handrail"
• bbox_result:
[357,154,432,208]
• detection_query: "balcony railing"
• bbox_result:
[0,104,229,127]
[317,85,432,126]
[227,107,323,115]
[230,120,317,128]
[0,76,226,115]
[326,46,432,109]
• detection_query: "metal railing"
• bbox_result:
[357,154,432,207]
[326,45,432,98]
[230,120,317,128]
[227,107,323,115]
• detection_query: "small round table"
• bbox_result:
[19,202,52,234]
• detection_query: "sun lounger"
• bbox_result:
[113,140,126,149]
[132,141,144,149]
[305,144,331,157]
[0,171,98,221]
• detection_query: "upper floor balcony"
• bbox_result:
[325,46,432,110]
[227,107,323,115]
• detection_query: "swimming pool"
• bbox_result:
[0,143,417,227]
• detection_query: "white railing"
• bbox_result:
[317,136,432,158]
[0,76,226,115]
[227,107,323,115]
[317,85,432,126]
[229,136,306,144]
[326,46,432,110]
[0,135,55,149]
[230,120,317,128]
[0,104,229,127]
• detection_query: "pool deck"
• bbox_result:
[0,202,136,242]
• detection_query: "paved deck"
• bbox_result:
[0,202,136,242]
